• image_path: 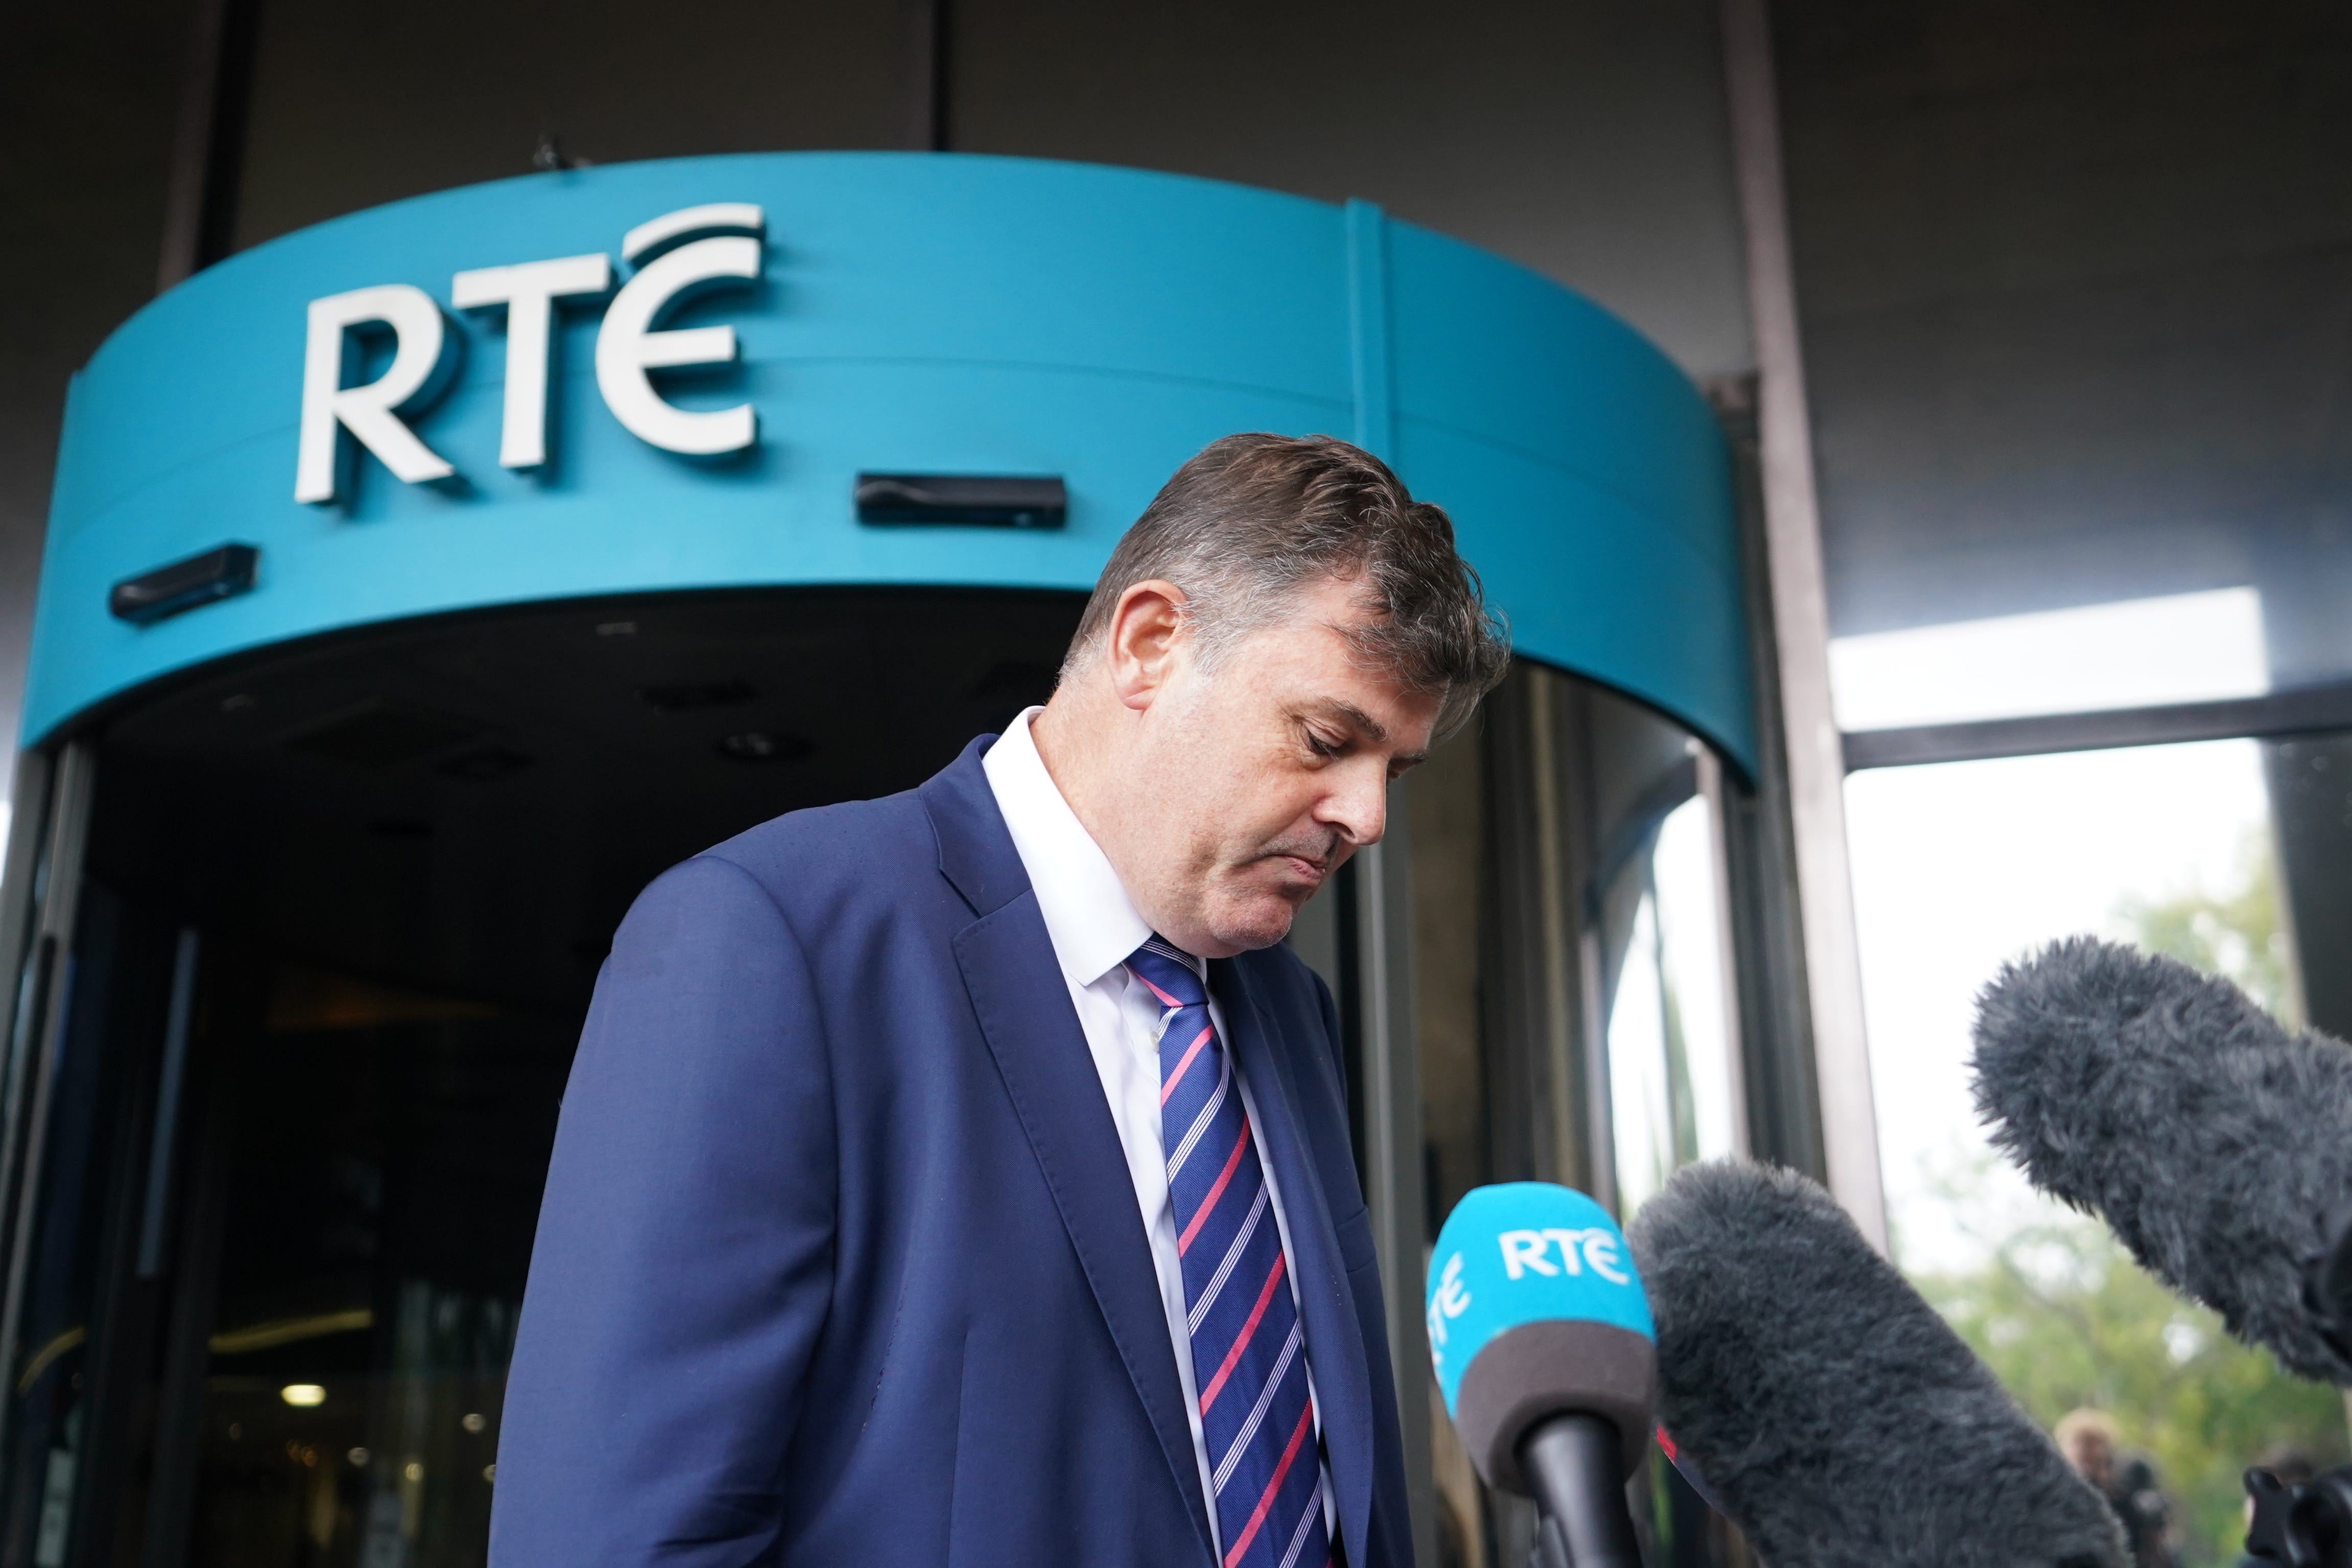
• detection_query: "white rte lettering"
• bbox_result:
[450,253,612,470]
[1499,1230,1557,1279]
[594,235,762,456]
[295,285,459,504]
[296,205,767,499]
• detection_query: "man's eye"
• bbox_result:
[1305,730,1343,758]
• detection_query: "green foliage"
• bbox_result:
[2111,832,2301,1027]
[1906,828,2336,1565]
[1917,1209,2346,1566]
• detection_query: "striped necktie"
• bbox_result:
[1129,937,1334,1568]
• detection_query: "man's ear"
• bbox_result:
[1104,579,1189,712]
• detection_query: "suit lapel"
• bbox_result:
[1215,958,1376,1568]
[922,742,1219,1562]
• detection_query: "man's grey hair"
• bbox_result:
[1064,433,1510,736]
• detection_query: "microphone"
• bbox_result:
[1625,1159,2127,1568]
[1971,937,2352,1383]
[1425,1182,1655,1568]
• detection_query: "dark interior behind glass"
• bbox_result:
[0,587,1081,1568]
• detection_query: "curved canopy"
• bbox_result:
[28,152,1750,765]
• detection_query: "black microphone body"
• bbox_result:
[1521,1414,1643,1568]
[1972,937,2352,1382]
[2246,1463,2352,1565]
[1628,1158,2126,1568]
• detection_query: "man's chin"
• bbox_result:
[1202,892,1310,954]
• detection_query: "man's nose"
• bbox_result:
[1321,763,1389,846]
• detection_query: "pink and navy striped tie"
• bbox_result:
[1129,936,1334,1568]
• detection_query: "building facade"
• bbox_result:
[2,2,2345,1566]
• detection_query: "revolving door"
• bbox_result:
[0,587,1081,1568]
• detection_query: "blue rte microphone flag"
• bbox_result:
[1425,1182,1656,1494]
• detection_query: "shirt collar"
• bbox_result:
[982,708,1159,989]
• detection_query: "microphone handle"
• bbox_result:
[1520,1413,1644,1568]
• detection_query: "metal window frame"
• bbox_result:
[1840,683,2352,772]
[0,741,98,1463]
[1347,825,1437,1568]
[1720,0,1887,1249]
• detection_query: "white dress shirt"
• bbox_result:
[983,708,1335,1549]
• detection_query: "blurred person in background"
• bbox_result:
[2231,1446,2316,1568]
[2057,1408,2181,1568]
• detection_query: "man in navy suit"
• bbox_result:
[490,433,1509,1566]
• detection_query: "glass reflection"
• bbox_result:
[1607,789,1739,1218]
[1410,661,1749,1568]
[189,995,562,1568]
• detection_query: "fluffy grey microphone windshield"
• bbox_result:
[1628,1160,2125,1568]
[1973,935,2352,1383]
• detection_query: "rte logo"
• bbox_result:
[293,203,765,505]
[1496,1227,1633,1286]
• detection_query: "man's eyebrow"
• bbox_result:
[1302,699,1424,763]
[1328,701,1389,744]
[1333,701,1428,767]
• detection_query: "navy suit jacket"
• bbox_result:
[489,737,1415,1566]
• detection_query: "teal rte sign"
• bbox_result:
[29,152,1750,764]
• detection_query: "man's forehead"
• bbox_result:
[1230,607,1440,745]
